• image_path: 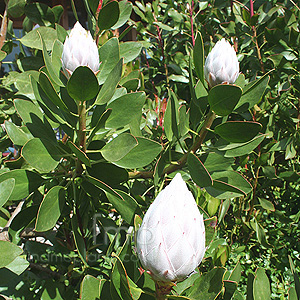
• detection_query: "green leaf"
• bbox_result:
[107,190,140,225]
[120,42,143,64]
[208,85,242,116]
[0,241,23,268]
[188,153,213,187]
[289,256,300,298]
[39,72,68,111]
[5,256,29,275]
[85,176,138,224]
[56,23,68,43]
[187,267,226,300]
[67,66,100,101]
[288,287,298,300]
[253,268,271,300]
[111,254,143,300]
[0,179,15,208]
[229,261,242,283]
[14,99,57,142]
[81,275,105,300]
[219,135,265,158]
[214,121,262,143]
[111,0,133,30]
[9,205,39,244]
[194,32,205,84]
[71,215,88,267]
[88,109,112,142]
[24,3,55,26]
[254,219,271,248]
[22,138,63,173]
[164,90,179,141]
[39,33,64,87]
[223,281,238,300]
[4,121,30,146]
[95,59,123,105]
[203,152,234,173]
[235,74,270,112]
[87,162,128,186]
[19,26,58,50]
[204,217,217,247]
[108,137,162,169]
[0,50,7,61]
[17,56,44,71]
[35,186,65,232]
[98,1,120,31]
[98,37,120,85]
[101,133,138,162]
[68,141,91,167]
[52,5,64,23]
[106,92,146,129]
[0,170,43,201]
[258,198,275,211]
[7,0,26,18]
[206,170,252,199]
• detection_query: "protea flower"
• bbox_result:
[61,22,100,77]
[136,173,206,283]
[204,38,239,88]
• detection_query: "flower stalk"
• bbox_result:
[155,282,174,300]
[76,101,87,174]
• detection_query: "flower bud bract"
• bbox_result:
[62,22,100,76]
[136,173,205,283]
[204,38,239,88]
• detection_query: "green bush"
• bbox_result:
[0,0,299,299]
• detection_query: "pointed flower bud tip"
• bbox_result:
[61,21,100,76]
[204,38,239,88]
[136,173,206,283]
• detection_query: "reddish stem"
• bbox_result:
[250,0,254,17]
[189,0,195,46]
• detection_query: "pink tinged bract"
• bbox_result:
[204,38,239,88]
[61,22,100,76]
[136,173,206,283]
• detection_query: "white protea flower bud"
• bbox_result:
[204,38,239,88]
[136,173,206,283]
[62,22,100,76]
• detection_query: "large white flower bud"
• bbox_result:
[204,38,239,88]
[62,22,100,76]
[136,173,205,283]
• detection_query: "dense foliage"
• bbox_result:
[0,0,299,299]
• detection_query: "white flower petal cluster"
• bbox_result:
[62,22,100,76]
[204,38,239,88]
[136,173,206,283]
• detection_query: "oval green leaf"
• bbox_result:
[81,275,105,300]
[19,26,57,50]
[22,138,63,173]
[208,84,242,116]
[35,186,65,232]
[101,133,138,162]
[4,121,30,146]
[0,170,43,201]
[111,137,162,169]
[0,178,15,208]
[193,32,205,84]
[214,121,262,143]
[106,92,146,129]
[0,241,23,268]
[111,0,133,30]
[67,66,100,101]
[253,268,271,300]
[98,1,120,31]
[187,153,213,187]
